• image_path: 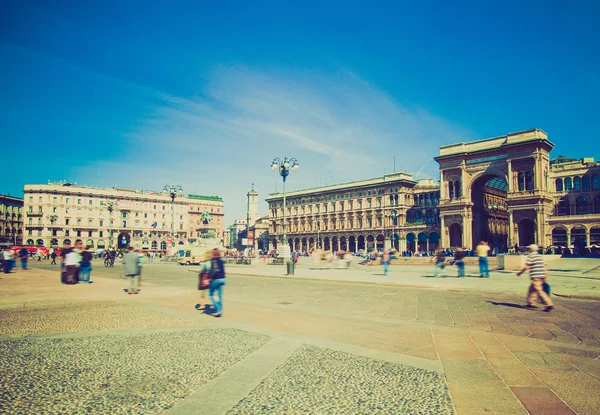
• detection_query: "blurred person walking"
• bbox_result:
[382,249,391,275]
[432,247,446,278]
[476,241,490,278]
[195,251,212,311]
[207,248,226,317]
[123,246,141,294]
[79,245,93,283]
[517,244,553,311]
[3,248,16,273]
[64,241,83,284]
[454,248,466,278]
[18,247,29,270]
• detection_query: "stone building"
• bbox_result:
[187,195,224,243]
[22,182,216,251]
[0,194,23,247]
[266,172,441,253]
[436,129,600,250]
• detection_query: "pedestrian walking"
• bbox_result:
[60,242,73,283]
[3,248,16,273]
[517,244,554,311]
[50,250,57,265]
[207,248,226,317]
[432,247,446,277]
[137,249,145,287]
[476,241,490,278]
[79,245,93,283]
[64,241,83,284]
[382,249,391,275]
[454,248,466,277]
[18,247,29,270]
[123,246,141,294]
[195,251,212,311]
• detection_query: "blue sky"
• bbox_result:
[1,0,599,222]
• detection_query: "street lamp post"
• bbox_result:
[163,185,183,252]
[46,214,58,248]
[271,157,299,257]
[106,201,119,249]
[315,217,322,250]
[386,209,399,251]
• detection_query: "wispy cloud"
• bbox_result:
[77,66,474,221]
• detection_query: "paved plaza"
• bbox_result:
[1,258,600,414]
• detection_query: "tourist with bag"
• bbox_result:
[207,248,226,317]
[195,251,212,311]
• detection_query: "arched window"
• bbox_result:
[565,177,572,190]
[160,241,167,250]
[36,239,44,246]
[454,181,461,198]
[415,209,423,223]
[555,178,563,192]
[583,175,590,189]
[99,220,104,227]
[88,219,93,226]
[593,175,599,189]
[151,241,158,249]
[26,239,34,245]
[525,172,533,190]
[77,219,81,225]
[28,218,32,225]
[518,172,525,191]
[574,176,581,190]
[448,182,455,199]
[595,196,600,214]
[576,196,589,215]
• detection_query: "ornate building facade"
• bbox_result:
[22,183,224,251]
[187,195,224,243]
[436,129,600,250]
[266,173,441,253]
[0,194,23,247]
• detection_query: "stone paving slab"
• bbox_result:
[227,344,454,415]
[0,329,269,415]
[0,300,199,336]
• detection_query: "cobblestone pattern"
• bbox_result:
[0,301,198,335]
[0,329,270,414]
[228,345,454,415]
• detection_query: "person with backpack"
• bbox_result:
[195,251,212,311]
[207,248,226,317]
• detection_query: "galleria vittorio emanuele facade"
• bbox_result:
[267,129,600,252]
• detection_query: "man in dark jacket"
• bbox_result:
[208,248,226,317]
[19,247,29,270]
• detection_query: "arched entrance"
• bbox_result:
[366,235,375,251]
[331,236,339,252]
[551,227,568,247]
[406,233,415,252]
[428,232,439,251]
[50,238,59,246]
[449,224,462,247]
[118,232,131,249]
[518,219,536,247]
[308,237,315,251]
[357,235,365,251]
[348,236,356,252]
[376,234,385,251]
[417,232,427,252]
[340,236,347,251]
[591,227,600,246]
[471,175,508,250]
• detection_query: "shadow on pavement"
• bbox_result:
[487,301,528,309]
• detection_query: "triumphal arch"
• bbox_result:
[435,129,554,250]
